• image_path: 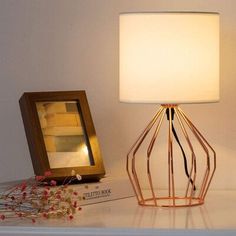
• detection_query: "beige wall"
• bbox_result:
[0,0,235,189]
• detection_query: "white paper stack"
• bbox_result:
[71,177,135,206]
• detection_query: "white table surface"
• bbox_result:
[0,190,235,236]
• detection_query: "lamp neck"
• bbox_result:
[161,104,179,108]
[161,105,178,121]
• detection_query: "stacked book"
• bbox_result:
[73,177,135,206]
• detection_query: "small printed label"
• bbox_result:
[81,188,112,200]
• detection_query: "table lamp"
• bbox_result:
[119,12,219,207]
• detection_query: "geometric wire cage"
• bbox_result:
[126,105,216,207]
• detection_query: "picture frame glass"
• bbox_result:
[36,100,94,169]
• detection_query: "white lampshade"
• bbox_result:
[119,12,220,104]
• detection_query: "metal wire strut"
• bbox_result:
[126,105,216,207]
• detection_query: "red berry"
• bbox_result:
[35,175,44,181]
[50,180,57,186]
[18,213,23,217]
[44,171,52,177]
[21,182,27,192]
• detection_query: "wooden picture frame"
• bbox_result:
[19,91,105,182]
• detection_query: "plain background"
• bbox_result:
[0,0,235,190]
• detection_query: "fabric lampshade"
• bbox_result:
[119,12,220,104]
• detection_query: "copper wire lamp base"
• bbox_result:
[127,105,216,207]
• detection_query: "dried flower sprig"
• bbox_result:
[0,170,82,223]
